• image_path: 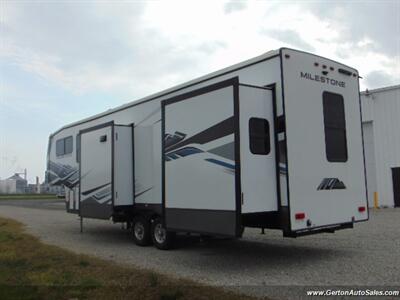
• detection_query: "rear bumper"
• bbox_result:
[283,222,354,238]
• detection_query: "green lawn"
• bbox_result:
[0,194,59,200]
[0,217,257,300]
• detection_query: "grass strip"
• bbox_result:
[0,194,58,200]
[0,217,258,300]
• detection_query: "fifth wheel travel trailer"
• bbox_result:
[46,48,369,250]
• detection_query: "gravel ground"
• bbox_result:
[0,200,399,299]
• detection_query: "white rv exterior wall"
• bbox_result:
[48,54,283,210]
[361,85,400,207]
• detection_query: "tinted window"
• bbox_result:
[56,139,64,157]
[56,136,73,157]
[249,118,270,155]
[323,92,348,162]
[65,136,73,154]
[76,134,80,162]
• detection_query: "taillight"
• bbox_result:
[358,206,366,212]
[295,212,305,220]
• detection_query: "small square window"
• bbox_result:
[56,136,73,157]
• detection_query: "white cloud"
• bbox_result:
[2,1,398,96]
[0,0,399,181]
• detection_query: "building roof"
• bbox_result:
[7,174,27,182]
[361,84,400,96]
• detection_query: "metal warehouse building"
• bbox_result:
[0,173,28,194]
[361,84,400,208]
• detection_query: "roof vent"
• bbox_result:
[338,68,352,76]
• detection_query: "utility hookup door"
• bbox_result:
[162,78,241,237]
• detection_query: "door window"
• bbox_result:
[249,118,270,155]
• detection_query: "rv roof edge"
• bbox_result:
[51,48,360,137]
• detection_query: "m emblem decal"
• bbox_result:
[317,178,346,190]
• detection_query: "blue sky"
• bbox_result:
[1,0,399,183]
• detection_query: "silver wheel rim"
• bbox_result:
[154,223,166,244]
[134,222,145,241]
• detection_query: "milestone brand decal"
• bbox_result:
[300,72,346,88]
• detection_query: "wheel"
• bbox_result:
[151,218,175,250]
[132,216,152,246]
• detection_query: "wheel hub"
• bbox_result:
[134,223,145,240]
[154,223,166,244]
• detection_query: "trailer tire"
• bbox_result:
[132,216,152,246]
[151,218,175,250]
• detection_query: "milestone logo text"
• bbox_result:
[300,72,346,88]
